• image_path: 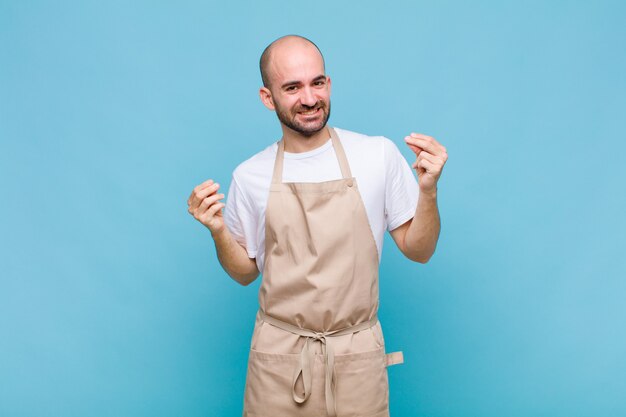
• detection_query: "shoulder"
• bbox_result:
[232,142,277,182]
[334,127,389,144]
[333,127,401,159]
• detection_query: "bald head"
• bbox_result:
[259,35,325,88]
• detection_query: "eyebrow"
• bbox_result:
[280,74,326,89]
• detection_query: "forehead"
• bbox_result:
[268,41,325,85]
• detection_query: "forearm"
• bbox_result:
[403,189,441,263]
[211,227,259,286]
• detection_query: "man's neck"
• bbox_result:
[281,125,331,153]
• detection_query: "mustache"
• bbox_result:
[295,101,326,112]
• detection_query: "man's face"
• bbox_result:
[263,42,331,137]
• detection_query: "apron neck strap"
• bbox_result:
[329,127,352,179]
[272,138,286,185]
[271,127,353,184]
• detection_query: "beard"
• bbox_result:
[275,100,331,137]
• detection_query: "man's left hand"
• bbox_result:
[404,133,448,195]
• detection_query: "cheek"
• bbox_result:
[281,98,299,110]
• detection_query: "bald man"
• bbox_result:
[188,35,447,416]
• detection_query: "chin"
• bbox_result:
[299,124,327,137]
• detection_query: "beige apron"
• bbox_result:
[243,128,403,417]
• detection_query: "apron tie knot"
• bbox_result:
[259,310,378,417]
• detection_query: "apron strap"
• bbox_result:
[259,310,378,417]
[271,138,286,185]
[328,127,353,179]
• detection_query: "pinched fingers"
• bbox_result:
[187,179,227,233]
[406,143,423,156]
[188,190,223,218]
[414,149,446,174]
[196,200,225,231]
[416,150,446,168]
[190,178,214,198]
[404,133,448,159]
[204,201,225,220]
[188,189,226,231]
[196,193,225,214]
[188,181,220,210]
[413,152,436,170]
[413,157,437,173]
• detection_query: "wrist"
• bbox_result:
[419,187,438,199]
[210,226,228,240]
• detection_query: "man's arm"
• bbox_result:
[390,190,440,263]
[187,179,259,285]
[390,133,447,263]
[211,228,259,285]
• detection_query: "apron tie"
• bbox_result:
[259,310,378,417]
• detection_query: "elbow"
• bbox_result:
[414,254,432,264]
[407,253,431,264]
[404,247,436,264]
[229,270,259,286]
[217,254,259,286]
[238,275,258,286]
[400,233,438,264]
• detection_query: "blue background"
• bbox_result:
[1,1,625,416]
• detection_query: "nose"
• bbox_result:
[300,86,317,107]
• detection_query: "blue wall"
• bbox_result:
[1,1,625,416]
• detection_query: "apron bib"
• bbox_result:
[243,128,403,417]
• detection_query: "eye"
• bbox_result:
[285,85,298,92]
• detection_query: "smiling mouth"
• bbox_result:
[298,108,321,116]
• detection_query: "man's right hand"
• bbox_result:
[187,179,259,285]
[187,179,225,235]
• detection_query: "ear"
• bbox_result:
[326,76,332,95]
[259,87,275,111]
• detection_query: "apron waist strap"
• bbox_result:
[258,310,378,417]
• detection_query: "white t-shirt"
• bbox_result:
[223,127,419,273]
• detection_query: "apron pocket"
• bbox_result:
[243,349,325,416]
[334,347,390,416]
